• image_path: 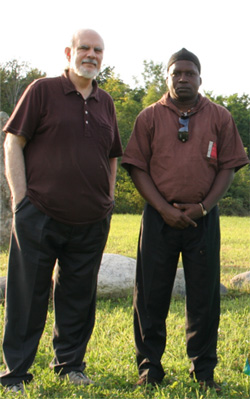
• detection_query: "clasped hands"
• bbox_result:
[161,202,204,230]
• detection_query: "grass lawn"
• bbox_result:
[0,214,249,398]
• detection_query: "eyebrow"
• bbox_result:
[77,45,103,51]
[171,68,198,74]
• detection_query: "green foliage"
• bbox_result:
[98,71,143,149]
[141,60,167,108]
[141,60,167,90]
[219,165,250,215]
[0,59,46,115]
[114,166,144,214]
[142,82,166,108]
[96,65,116,86]
[220,197,247,216]
[115,91,143,149]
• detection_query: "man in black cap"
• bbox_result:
[122,48,249,391]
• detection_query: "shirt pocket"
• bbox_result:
[203,138,218,170]
[96,122,114,153]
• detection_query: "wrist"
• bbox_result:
[199,202,207,216]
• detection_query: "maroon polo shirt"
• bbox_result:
[122,93,249,204]
[4,72,123,224]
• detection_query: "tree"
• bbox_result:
[98,72,143,148]
[140,60,167,108]
[225,94,250,157]
[219,164,250,215]
[0,59,46,115]
[96,65,115,86]
[98,70,145,213]
[142,82,167,108]
[141,60,167,90]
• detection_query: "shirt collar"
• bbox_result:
[159,92,208,115]
[60,70,100,101]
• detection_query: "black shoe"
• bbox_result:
[135,375,162,387]
[199,379,222,392]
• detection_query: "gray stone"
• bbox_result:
[172,268,186,297]
[172,268,228,297]
[220,283,228,295]
[97,253,135,297]
[230,271,250,288]
[0,256,229,303]
[97,255,227,298]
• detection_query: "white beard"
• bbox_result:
[74,64,99,79]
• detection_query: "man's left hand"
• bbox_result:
[173,203,203,220]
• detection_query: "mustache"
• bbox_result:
[81,58,98,66]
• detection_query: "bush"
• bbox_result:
[114,166,144,214]
[219,197,248,216]
[220,165,250,215]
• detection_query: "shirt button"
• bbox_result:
[86,121,89,124]
[85,111,88,114]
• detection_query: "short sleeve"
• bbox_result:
[217,111,249,172]
[121,108,154,173]
[3,80,42,141]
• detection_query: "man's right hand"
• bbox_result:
[159,204,197,229]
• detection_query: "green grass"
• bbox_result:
[105,214,141,259]
[0,215,250,398]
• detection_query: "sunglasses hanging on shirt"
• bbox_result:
[178,115,189,143]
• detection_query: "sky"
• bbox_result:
[1,0,249,97]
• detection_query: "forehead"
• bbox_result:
[169,60,199,74]
[74,30,104,49]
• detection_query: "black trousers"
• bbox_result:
[134,203,220,382]
[0,197,111,386]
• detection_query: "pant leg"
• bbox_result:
[134,204,181,381]
[51,215,111,374]
[182,206,220,381]
[0,197,57,386]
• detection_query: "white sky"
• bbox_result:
[1,0,249,97]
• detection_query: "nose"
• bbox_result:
[179,72,188,81]
[86,47,96,58]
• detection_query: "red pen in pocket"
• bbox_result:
[207,141,217,159]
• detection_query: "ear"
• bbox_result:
[199,77,202,86]
[65,47,71,61]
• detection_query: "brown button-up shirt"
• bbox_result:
[122,93,249,204]
[4,72,123,224]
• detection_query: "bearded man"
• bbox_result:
[1,29,122,393]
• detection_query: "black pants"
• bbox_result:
[134,203,220,382]
[0,197,111,386]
